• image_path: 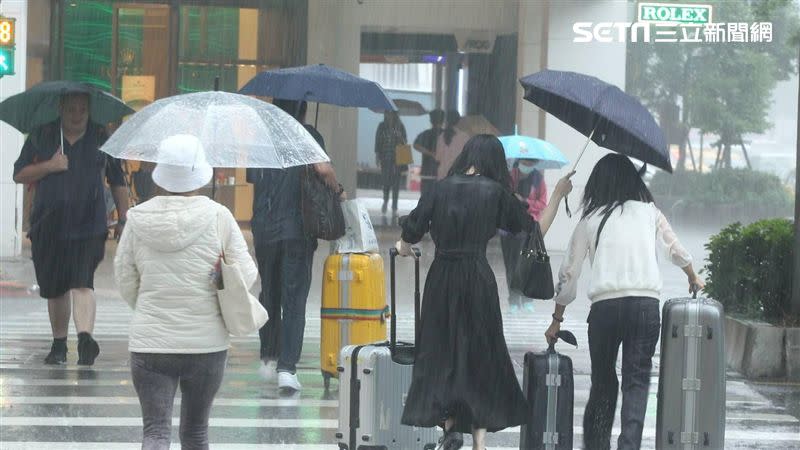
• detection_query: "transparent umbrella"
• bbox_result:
[100,91,329,168]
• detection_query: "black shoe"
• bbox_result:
[44,341,67,365]
[437,430,463,450]
[77,332,100,366]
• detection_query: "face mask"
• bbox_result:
[518,164,536,175]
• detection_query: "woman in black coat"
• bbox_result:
[395,135,574,450]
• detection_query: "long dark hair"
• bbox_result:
[443,109,461,145]
[447,134,511,190]
[582,154,654,219]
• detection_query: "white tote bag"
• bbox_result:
[335,200,379,254]
[216,213,268,337]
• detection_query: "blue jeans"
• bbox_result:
[130,351,227,450]
[584,297,660,450]
[255,237,317,373]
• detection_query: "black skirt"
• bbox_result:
[31,234,106,299]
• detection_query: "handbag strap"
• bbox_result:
[595,206,616,249]
[216,210,227,263]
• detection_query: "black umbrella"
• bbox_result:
[520,70,672,173]
[0,80,134,134]
[238,64,397,126]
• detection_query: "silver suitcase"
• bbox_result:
[336,247,438,450]
[656,292,726,449]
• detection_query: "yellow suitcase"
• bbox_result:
[320,252,388,389]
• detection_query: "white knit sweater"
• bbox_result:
[554,201,692,306]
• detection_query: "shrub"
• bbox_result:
[650,169,793,213]
[704,218,795,324]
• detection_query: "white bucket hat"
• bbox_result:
[152,134,213,193]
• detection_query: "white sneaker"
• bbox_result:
[258,360,278,383]
[278,371,302,392]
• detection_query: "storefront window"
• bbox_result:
[63,1,113,90]
[178,6,262,94]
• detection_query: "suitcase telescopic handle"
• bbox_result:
[389,246,421,356]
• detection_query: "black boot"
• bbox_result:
[77,332,100,366]
[44,338,67,365]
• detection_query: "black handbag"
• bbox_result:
[300,167,346,240]
[511,222,555,299]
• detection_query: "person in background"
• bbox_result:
[13,92,129,366]
[115,134,257,450]
[249,98,343,392]
[435,110,470,180]
[500,158,548,313]
[545,154,705,450]
[396,135,574,450]
[375,110,408,214]
[413,109,445,197]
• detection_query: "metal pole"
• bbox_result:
[211,76,220,200]
[792,55,800,316]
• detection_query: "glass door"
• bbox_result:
[111,3,171,111]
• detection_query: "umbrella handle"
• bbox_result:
[572,126,596,172]
[60,127,64,154]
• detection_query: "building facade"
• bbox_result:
[4,0,631,255]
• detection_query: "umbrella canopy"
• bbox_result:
[455,115,500,136]
[369,99,427,116]
[100,91,329,168]
[520,70,671,173]
[0,80,134,134]
[238,64,397,111]
[499,133,569,170]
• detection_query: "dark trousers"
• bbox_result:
[380,159,401,210]
[255,237,317,373]
[499,233,530,306]
[584,297,660,450]
[130,351,227,450]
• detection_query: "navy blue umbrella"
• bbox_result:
[239,64,397,125]
[520,70,672,173]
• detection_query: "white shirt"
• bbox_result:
[554,201,692,306]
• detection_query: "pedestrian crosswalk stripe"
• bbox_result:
[0,417,796,443]
[0,396,337,407]
[1,395,793,424]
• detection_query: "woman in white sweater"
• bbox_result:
[544,154,704,450]
[114,135,257,450]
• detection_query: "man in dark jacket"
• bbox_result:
[248,99,342,392]
[413,109,444,197]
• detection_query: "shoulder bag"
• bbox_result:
[216,212,268,337]
[301,166,346,240]
[511,221,555,299]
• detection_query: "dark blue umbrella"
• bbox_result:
[239,64,397,124]
[520,70,672,173]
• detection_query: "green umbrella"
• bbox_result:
[0,80,134,134]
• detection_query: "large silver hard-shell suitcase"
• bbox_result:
[656,291,726,450]
[336,247,438,450]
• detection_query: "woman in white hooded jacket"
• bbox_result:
[114,135,257,450]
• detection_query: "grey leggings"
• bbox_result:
[130,351,227,450]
